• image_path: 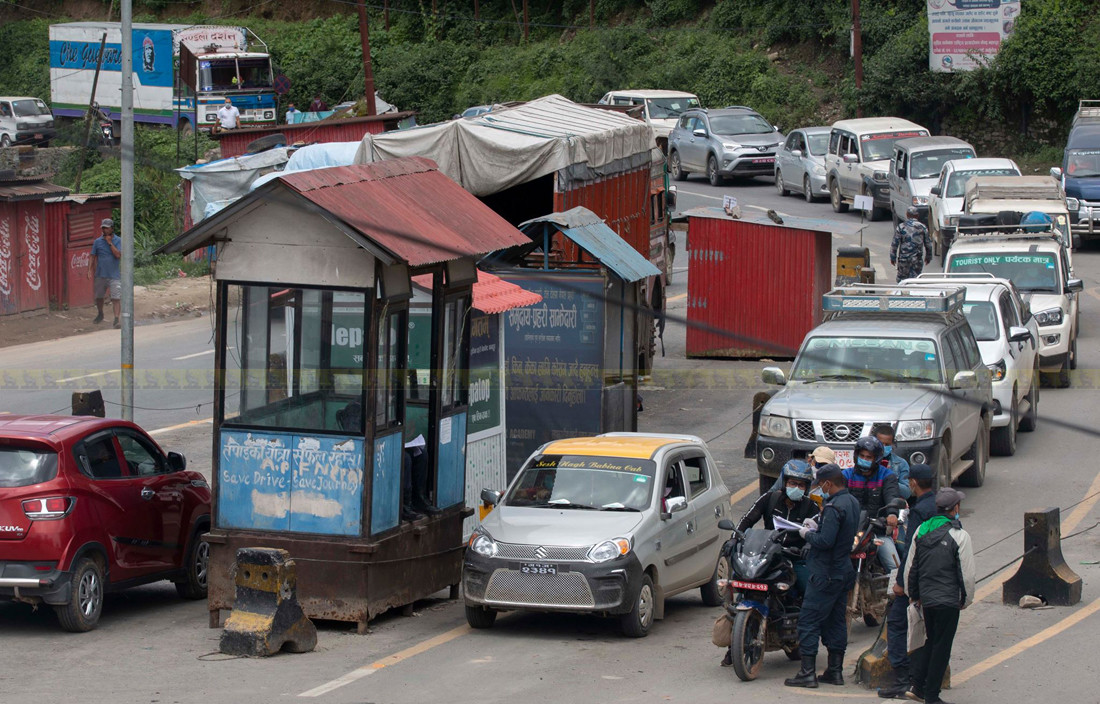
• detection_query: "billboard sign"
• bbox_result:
[927,0,1021,72]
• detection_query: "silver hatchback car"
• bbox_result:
[463,432,732,637]
[774,126,831,202]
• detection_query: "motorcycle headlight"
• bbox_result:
[589,537,631,563]
[896,420,935,441]
[759,414,792,438]
[913,196,929,206]
[468,532,498,558]
[1066,197,1080,212]
[1034,308,1063,326]
[987,359,1006,383]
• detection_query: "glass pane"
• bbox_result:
[442,300,456,408]
[118,435,162,476]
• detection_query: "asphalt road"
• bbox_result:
[3,173,1100,703]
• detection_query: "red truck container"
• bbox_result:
[683,207,851,359]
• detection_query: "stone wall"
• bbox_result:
[0,145,75,177]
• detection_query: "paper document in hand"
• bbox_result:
[773,515,804,531]
[404,434,426,449]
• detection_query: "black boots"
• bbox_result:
[819,650,845,686]
[784,654,819,688]
[878,666,911,698]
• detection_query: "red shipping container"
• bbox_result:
[684,207,852,359]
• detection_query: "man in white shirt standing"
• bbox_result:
[216,97,240,133]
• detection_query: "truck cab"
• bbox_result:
[1051,100,1100,241]
[187,50,277,129]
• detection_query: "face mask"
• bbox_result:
[856,457,874,471]
[953,511,960,520]
[882,444,893,458]
[786,486,805,502]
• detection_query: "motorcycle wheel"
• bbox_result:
[730,609,766,682]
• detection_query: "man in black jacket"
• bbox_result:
[785,465,861,689]
[736,460,818,587]
[903,488,976,704]
[878,464,938,699]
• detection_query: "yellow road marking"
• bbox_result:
[148,418,212,436]
[953,596,1100,685]
[298,624,471,697]
[729,479,758,506]
[1085,286,1100,303]
[667,292,687,302]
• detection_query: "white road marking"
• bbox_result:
[54,370,119,383]
[148,418,213,436]
[172,349,216,360]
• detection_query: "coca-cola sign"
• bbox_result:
[0,215,12,298]
[71,250,91,270]
[24,212,42,292]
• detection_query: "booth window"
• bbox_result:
[375,304,407,430]
[223,284,367,434]
[441,295,470,409]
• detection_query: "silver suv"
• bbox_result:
[667,107,784,186]
[755,286,993,492]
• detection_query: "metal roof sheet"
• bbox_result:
[0,177,70,202]
[519,206,661,283]
[681,206,865,237]
[411,270,543,314]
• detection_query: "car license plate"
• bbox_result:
[833,450,854,469]
[519,562,562,575]
[34,134,43,140]
[730,579,767,591]
[752,158,774,164]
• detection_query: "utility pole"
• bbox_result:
[852,0,864,117]
[384,0,390,31]
[74,33,107,193]
[590,0,594,28]
[121,0,135,420]
[357,0,377,116]
[523,0,529,41]
[474,0,479,22]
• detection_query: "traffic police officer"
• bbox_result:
[890,206,933,282]
[785,464,861,688]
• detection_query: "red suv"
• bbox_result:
[0,415,211,631]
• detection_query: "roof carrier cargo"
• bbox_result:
[822,285,964,317]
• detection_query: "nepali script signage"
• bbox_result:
[927,0,1020,72]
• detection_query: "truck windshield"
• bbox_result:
[860,130,929,162]
[12,99,49,117]
[911,148,975,179]
[710,114,774,135]
[198,59,239,91]
[1064,149,1100,178]
[237,58,273,89]
[646,96,700,119]
[791,336,943,384]
[505,455,656,511]
[946,168,1018,197]
[948,252,1060,293]
[961,302,999,341]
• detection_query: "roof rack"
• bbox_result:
[722,105,754,111]
[822,285,965,315]
[1077,99,1100,119]
[952,223,1068,244]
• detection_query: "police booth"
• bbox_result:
[157,158,530,632]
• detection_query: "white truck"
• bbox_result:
[49,22,277,132]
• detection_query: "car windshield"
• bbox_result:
[12,99,49,117]
[791,336,943,384]
[945,168,1019,197]
[961,302,999,341]
[948,252,1060,293]
[911,149,975,179]
[1064,149,1100,178]
[647,97,700,119]
[807,133,829,156]
[504,454,657,511]
[710,114,774,136]
[0,446,59,488]
[860,130,929,161]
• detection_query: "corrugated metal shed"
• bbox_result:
[411,270,543,314]
[519,206,661,283]
[0,174,69,202]
[157,157,530,266]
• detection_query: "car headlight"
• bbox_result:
[947,215,959,226]
[46,120,54,128]
[589,537,632,563]
[468,532,498,558]
[873,171,888,182]
[759,414,792,438]
[724,142,742,153]
[1034,308,1063,326]
[16,122,29,130]
[811,163,826,176]
[913,196,929,206]
[1066,197,1080,211]
[896,420,935,441]
[987,359,1006,382]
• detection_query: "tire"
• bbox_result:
[935,442,951,490]
[892,209,900,229]
[707,155,724,187]
[1069,334,1078,370]
[990,395,1018,457]
[0,134,10,148]
[175,531,210,599]
[55,556,104,632]
[804,176,816,203]
[1057,362,1071,388]
[958,419,987,487]
[620,574,655,638]
[830,179,849,213]
[775,169,789,196]
[866,189,886,221]
[700,555,730,607]
[863,613,879,628]
[465,604,498,629]
[245,133,287,154]
[1019,368,1039,432]
[178,120,194,137]
[669,151,687,181]
[730,608,766,681]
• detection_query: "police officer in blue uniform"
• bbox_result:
[785,464,861,688]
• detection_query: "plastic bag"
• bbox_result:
[907,602,926,653]
[712,613,733,648]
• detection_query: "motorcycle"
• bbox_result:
[847,498,908,630]
[715,519,804,682]
[91,103,115,147]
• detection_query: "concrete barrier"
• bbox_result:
[219,547,317,657]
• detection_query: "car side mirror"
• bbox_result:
[1051,166,1063,179]
[693,128,707,138]
[166,451,186,472]
[1008,326,1031,344]
[762,366,787,386]
[718,518,736,531]
[930,185,942,196]
[951,370,978,390]
[665,186,677,211]
[1067,278,1084,292]
[480,488,501,506]
[843,153,859,164]
[662,495,688,520]
[790,149,803,158]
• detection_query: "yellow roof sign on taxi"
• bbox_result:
[542,435,693,460]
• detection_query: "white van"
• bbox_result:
[824,117,929,221]
[888,136,975,225]
[597,90,701,148]
[0,97,56,148]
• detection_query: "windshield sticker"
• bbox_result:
[532,456,649,473]
[925,353,936,361]
[951,254,1055,267]
[862,131,927,141]
[634,475,649,483]
[808,337,935,352]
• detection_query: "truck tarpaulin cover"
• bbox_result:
[176,147,291,223]
[353,95,659,197]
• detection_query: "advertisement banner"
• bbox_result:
[926,0,1021,72]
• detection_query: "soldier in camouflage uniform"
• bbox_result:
[891,206,934,282]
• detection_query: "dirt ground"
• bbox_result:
[0,275,214,349]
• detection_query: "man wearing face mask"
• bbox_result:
[736,460,817,584]
[873,423,911,500]
[785,464,861,688]
[844,436,902,573]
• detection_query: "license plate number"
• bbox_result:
[752,158,774,164]
[730,579,767,591]
[833,450,854,469]
[519,562,561,574]
[34,134,43,140]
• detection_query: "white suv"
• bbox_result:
[927,159,1021,261]
[903,274,1039,456]
[597,90,701,149]
[824,117,929,221]
[945,229,1082,387]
